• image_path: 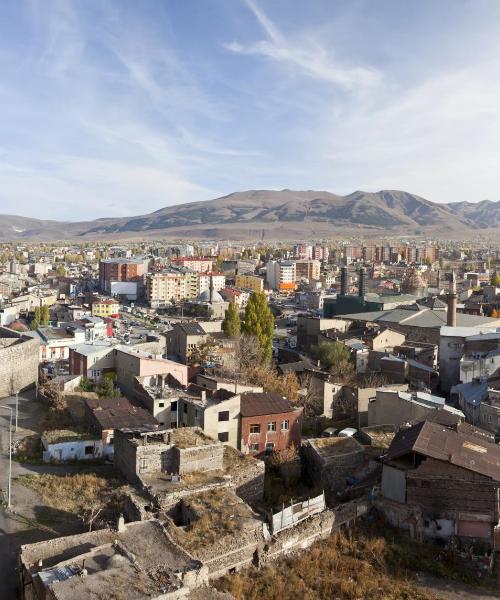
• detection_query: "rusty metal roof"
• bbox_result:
[240,392,297,417]
[386,420,500,480]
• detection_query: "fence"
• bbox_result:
[271,492,326,534]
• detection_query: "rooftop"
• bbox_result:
[240,392,297,417]
[386,420,500,480]
[310,436,364,460]
[42,428,99,444]
[85,397,158,430]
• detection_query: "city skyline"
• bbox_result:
[2,0,500,219]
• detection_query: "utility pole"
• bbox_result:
[2,405,13,509]
[15,392,18,432]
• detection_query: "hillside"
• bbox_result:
[1,189,500,241]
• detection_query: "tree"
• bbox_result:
[222,303,241,338]
[31,306,41,330]
[96,376,121,398]
[311,341,350,370]
[241,292,274,364]
[41,305,50,326]
[310,341,355,382]
[490,271,500,286]
[56,265,66,277]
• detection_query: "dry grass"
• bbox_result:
[18,472,124,530]
[215,527,440,600]
[168,489,253,551]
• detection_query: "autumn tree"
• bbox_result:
[490,271,500,286]
[222,302,241,338]
[241,291,274,364]
[41,305,50,326]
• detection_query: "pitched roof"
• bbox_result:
[85,397,158,431]
[240,392,296,417]
[178,322,206,336]
[386,420,500,480]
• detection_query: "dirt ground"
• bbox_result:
[416,574,499,600]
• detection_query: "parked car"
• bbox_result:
[338,427,357,438]
[321,427,338,438]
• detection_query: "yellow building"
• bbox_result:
[235,274,264,293]
[92,299,120,317]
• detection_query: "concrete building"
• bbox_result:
[91,298,120,318]
[99,257,147,298]
[69,343,116,381]
[295,259,321,282]
[367,388,462,429]
[235,273,264,293]
[266,260,296,292]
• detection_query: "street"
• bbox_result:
[0,392,84,599]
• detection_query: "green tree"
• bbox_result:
[41,305,50,326]
[56,264,66,277]
[31,306,42,330]
[490,271,500,286]
[241,292,274,363]
[310,341,353,377]
[222,302,241,338]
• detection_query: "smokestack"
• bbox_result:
[358,267,366,298]
[447,271,457,327]
[436,270,440,288]
[340,267,347,296]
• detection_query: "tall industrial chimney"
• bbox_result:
[447,271,457,327]
[358,267,366,298]
[340,266,348,296]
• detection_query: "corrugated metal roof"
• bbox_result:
[240,392,296,417]
[386,420,500,480]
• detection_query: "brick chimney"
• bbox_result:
[447,271,457,327]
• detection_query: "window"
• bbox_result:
[218,410,229,422]
[84,446,94,455]
[249,443,260,453]
[183,404,188,414]
[265,442,274,455]
[281,419,289,431]
[170,401,177,411]
[158,402,164,408]
[218,432,229,442]
[109,437,114,445]
[267,421,276,432]
[249,423,261,434]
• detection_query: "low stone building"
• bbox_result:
[303,436,365,492]
[18,519,208,599]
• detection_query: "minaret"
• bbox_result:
[340,266,348,296]
[358,267,366,298]
[447,271,457,327]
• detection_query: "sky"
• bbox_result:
[1,0,500,220]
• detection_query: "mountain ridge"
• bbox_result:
[1,189,500,241]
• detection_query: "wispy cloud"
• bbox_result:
[224,0,382,89]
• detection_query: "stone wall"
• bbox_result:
[0,328,39,398]
[175,444,224,475]
[231,459,265,506]
[303,439,365,492]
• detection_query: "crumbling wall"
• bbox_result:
[303,440,365,492]
[175,444,224,475]
[231,459,265,505]
[0,331,39,397]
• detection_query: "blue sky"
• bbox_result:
[1,0,500,220]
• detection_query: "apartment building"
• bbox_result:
[295,259,321,282]
[266,260,296,292]
[235,273,264,293]
[91,298,120,318]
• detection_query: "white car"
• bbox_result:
[338,427,357,438]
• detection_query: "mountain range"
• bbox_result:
[2,189,500,241]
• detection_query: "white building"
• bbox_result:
[266,260,296,292]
